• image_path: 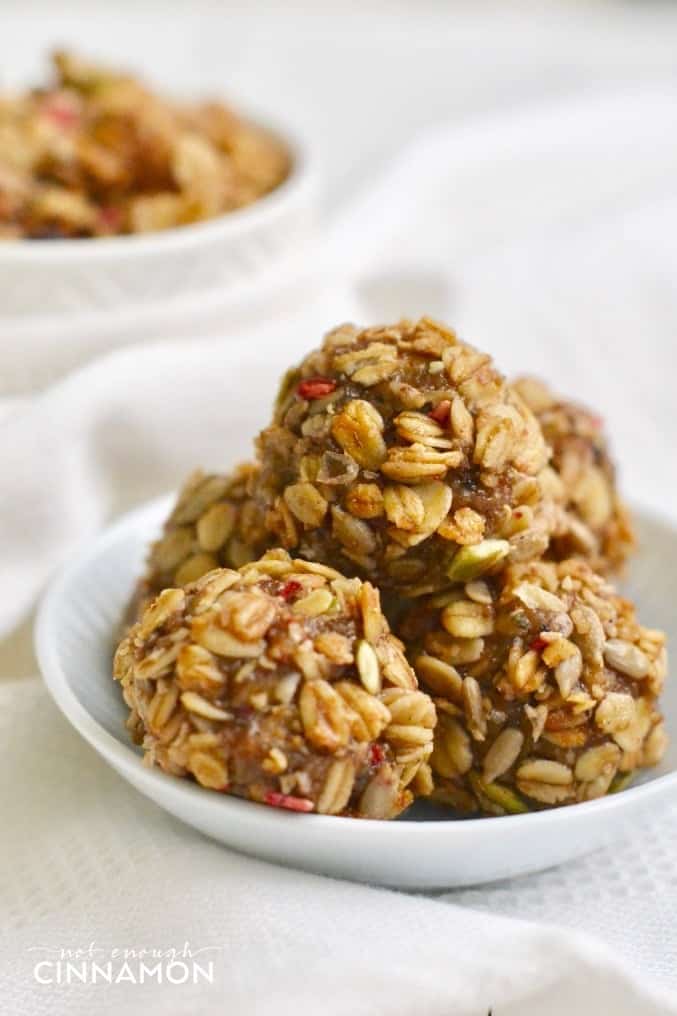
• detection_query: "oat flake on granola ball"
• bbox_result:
[114,550,436,818]
[399,557,667,814]
[255,318,555,597]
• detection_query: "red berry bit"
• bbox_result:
[428,399,451,425]
[297,377,337,400]
[368,743,385,766]
[98,206,123,233]
[41,93,81,129]
[279,579,303,602]
[264,791,314,813]
[530,636,547,653]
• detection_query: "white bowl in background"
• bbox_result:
[34,496,677,889]
[0,116,318,395]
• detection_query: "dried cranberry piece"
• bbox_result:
[264,791,314,813]
[428,399,451,425]
[42,94,80,128]
[279,580,303,601]
[297,378,337,400]
[98,206,123,232]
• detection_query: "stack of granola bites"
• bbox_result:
[116,317,668,817]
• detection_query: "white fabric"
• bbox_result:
[2,679,676,1016]
[3,47,677,1016]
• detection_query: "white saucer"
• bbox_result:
[34,496,677,889]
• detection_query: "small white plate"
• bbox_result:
[35,496,677,889]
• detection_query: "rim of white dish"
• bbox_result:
[0,115,313,262]
[34,494,677,839]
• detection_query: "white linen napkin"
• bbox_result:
[2,89,677,1014]
[2,676,675,1016]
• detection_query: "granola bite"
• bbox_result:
[255,318,554,597]
[127,464,272,625]
[513,377,635,573]
[114,551,436,818]
[400,558,667,814]
[0,51,290,239]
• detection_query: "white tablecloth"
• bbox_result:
[2,5,677,1014]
